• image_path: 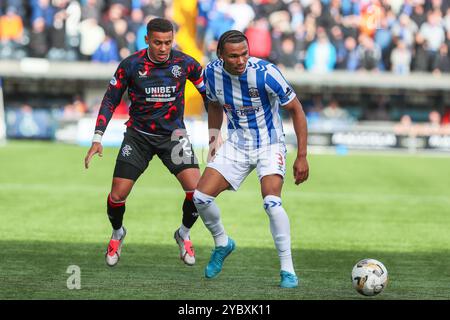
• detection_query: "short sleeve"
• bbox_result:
[204,67,219,102]
[265,64,296,106]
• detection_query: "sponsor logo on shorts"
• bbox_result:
[122,144,132,157]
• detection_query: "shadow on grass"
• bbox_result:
[1,240,449,300]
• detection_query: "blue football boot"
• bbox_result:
[205,238,236,279]
[280,270,299,288]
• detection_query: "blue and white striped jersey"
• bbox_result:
[204,57,296,149]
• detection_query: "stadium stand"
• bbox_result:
[1,0,449,72]
[0,0,449,151]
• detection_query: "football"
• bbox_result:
[351,258,388,296]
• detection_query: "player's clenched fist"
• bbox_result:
[293,156,309,185]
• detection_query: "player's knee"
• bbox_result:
[193,189,215,209]
[109,192,127,203]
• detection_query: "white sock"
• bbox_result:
[263,195,295,275]
[178,224,190,240]
[112,226,124,240]
[193,190,228,247]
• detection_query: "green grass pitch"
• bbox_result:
[0,141,449,300]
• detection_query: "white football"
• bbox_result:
[351,258,388,296]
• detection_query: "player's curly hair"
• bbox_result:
[217,30,249,57]
[147,17,174,34]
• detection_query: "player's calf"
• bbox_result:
[107,193,126,230]
[263,195,298,287]
[182,191,199,230]
[193,190,228,247]
[174,191,198,265]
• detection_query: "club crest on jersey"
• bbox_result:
[110,76,117,86]
[172,65,182,78]
[248,88,259,98]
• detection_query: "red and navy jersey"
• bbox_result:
[95,48,206,136]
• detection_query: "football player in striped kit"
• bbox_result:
[193,30,309,288]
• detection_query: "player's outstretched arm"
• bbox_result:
[84,142,103,169]
[284,98,309,185]
[85,61,129,169]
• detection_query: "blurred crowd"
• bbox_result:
[0,0,173,62]
[1,0,450,74]
[197,0,450,74]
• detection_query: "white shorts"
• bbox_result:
[207,140,287,191]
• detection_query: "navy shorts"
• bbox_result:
[113,127,199,181]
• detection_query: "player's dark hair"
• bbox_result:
[217,30,249,56]
[147,18,174,34]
